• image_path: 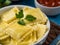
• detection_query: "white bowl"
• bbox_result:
[35,0,60,16]
[0,5,50,45]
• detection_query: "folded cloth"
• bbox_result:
[50,35,60,45]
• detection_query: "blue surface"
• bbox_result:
[11,0,60,25]
[50,35,60,45]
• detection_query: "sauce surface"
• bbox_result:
[37,0,60,7]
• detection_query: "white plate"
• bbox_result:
[0,5,50,45]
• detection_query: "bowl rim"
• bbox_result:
[0,5,50,44]
[35,0,60,9]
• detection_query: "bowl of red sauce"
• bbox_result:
[35,0,60,16]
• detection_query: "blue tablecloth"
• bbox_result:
[11,0,60,25]
[50,35,60,45]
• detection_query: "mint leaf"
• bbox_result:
[16,10,24,18]
[25,15,36,21]
[18,19,25,25]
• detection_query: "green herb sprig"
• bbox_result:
[16,10,36,25]
[16,10,25,25]
[16,10,24,18]
[18,19,26,25]
[25,15,36,21]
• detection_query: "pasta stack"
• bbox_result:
[0,7,48,45]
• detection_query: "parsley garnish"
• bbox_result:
[25,15,36,21]
[18,19,26,25]
[16,10,24,18]
[16,10,36,25]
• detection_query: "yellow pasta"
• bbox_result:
[2,39,17,45]
[36,24,47,40]
[0,7,48,45]
[17,42,32,45]
[7,39,17,45]
[21,33,32,42]
[23,7,48,24]
[0,22,8,30]
[0,22,9,40]
[32,30,37,43]
[0,37,11,45]
[0,35,9,40]
[2,7,19,23]
[5,21,33,40]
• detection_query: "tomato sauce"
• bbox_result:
[37,0,60,7]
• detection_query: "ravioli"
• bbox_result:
[32,30,37,42]
[0,7,48,45]
[0,22,8,30]
[2,7,19,23]
[5,21,33,40]
[21,33,32,42]
[0,22,9,40]
[36,24,47,40]
[23,7,47,24]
